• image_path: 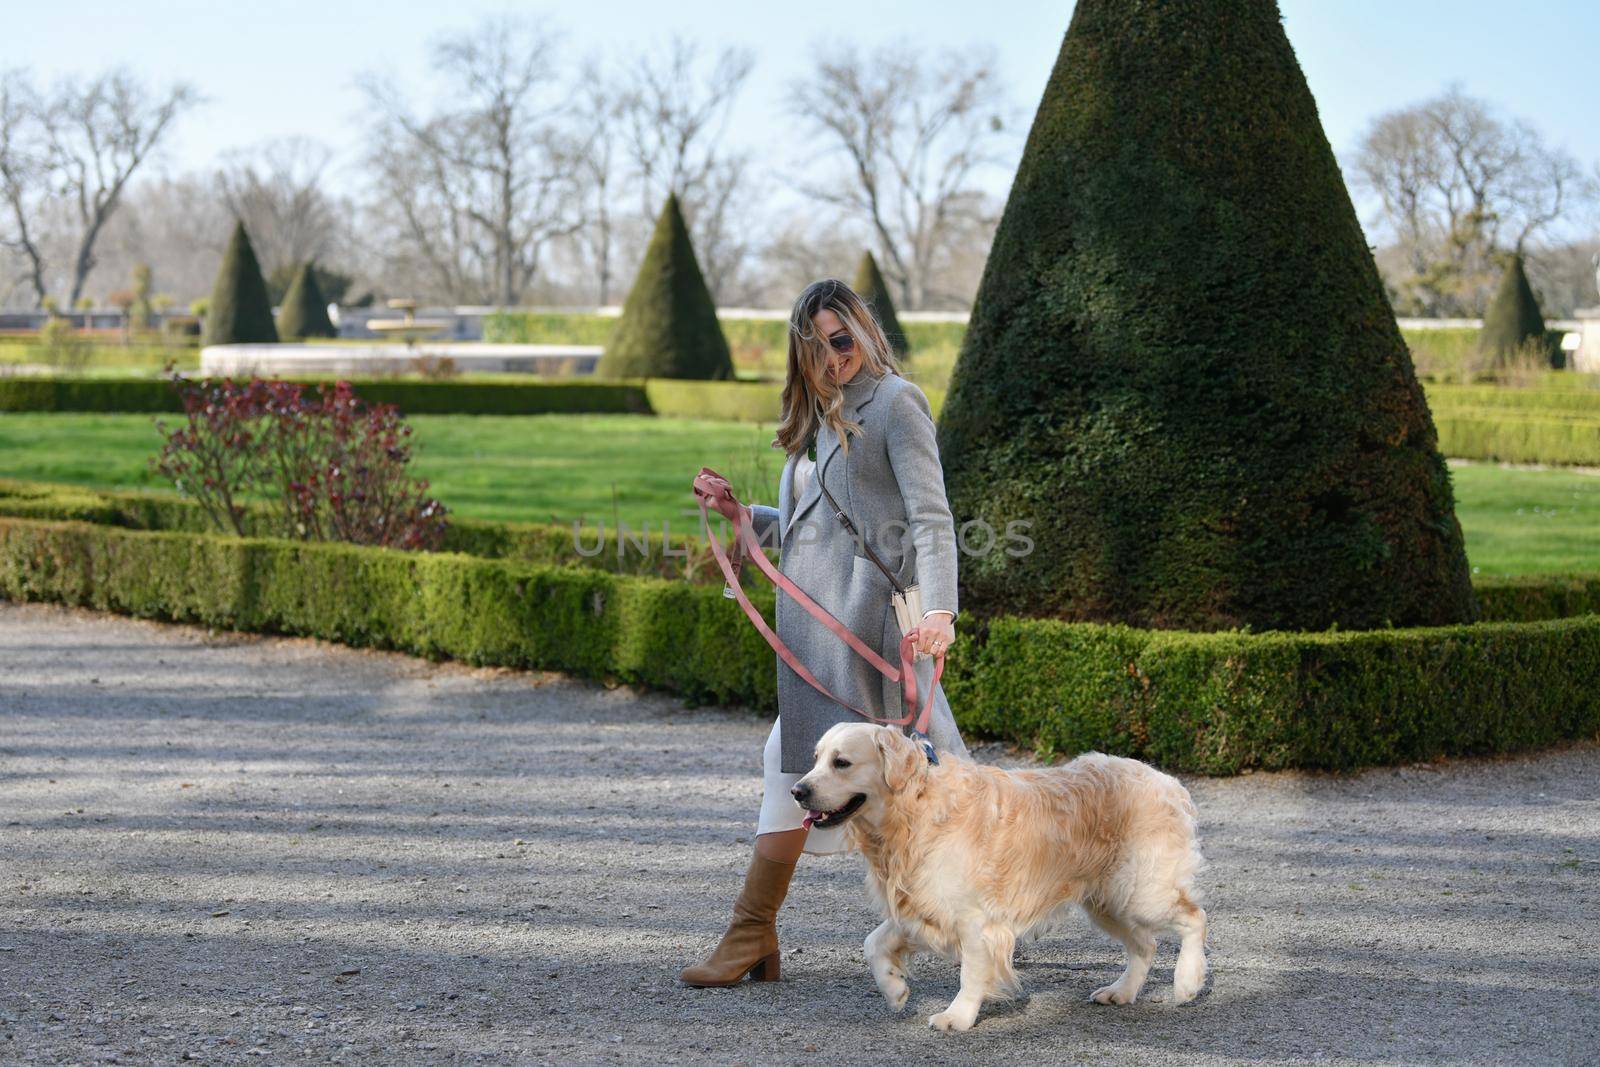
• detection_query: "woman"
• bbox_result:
[680,277,970,987]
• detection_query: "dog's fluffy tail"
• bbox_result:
[1165,777,1208,908]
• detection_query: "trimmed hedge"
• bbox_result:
[1405,329,1571,382]
[1405,327,1480,379]
[642,379,783,423]
[276,262,337,340]
[5,477,1594,620]
[0,377,652,416]
[1425,384,1600,415]
[1478,253,1548,366]
[1432,410,1600,466]
[0,375,945,422]
[0,480,222,535]
[642,379,946,423]
[2,514,1598,773]
[854,250,910,359]
[482,312,619,346]
[1424,383,1600,465]
[206,222,278,346]
[484,312,969,371]
[944,611,1600,773]
[935,0,1477,632]
[0,517,775,710]
[597,193,734,381]
[1471,573,1600,622]
[0,378,184,413]
[0,479,710,578]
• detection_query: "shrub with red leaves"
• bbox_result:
[152,374,448,551]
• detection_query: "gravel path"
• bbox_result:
[1,600,1597,1066]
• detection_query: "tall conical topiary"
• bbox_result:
[937,0,1476,632]
[276,261,337,340]
[1477,253,1547,367]
[853,250,910,359]
[204,221,278,345]
[597,193,733,380]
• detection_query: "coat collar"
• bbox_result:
[839,366,887,410]
[784,369,889,537]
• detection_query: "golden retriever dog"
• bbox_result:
[791,723,1207,1032]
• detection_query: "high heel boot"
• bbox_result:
[679,852,797,986]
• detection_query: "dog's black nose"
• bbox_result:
[791,783,811,804]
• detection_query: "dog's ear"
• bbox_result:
[874,726,924,792]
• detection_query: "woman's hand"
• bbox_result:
[916,611,955,658]
[693,467,744,523]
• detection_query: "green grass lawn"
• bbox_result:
[1446,460,1600,576]
[0,341,200,372]
[1,411,1597,576]
[0,412,787,533]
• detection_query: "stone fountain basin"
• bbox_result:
[200,342,604,377]
[366,318,451,340]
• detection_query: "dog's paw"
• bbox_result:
[1173,957,1207,1004]
[1089,984,1136,1006]
[878,974,910,1012]
[928,1008,976,1032]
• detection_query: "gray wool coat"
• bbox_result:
[747,369,967,773]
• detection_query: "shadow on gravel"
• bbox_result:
[4,602,1597,1065]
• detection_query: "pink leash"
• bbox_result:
[693,467,943,760]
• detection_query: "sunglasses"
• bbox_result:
[827,332,855,354]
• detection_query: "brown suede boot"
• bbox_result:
[679,852,797,986]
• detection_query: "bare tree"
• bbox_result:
[756,208,870,306]
[569,53,628,306]
[215,137,343,280]
[1351,106,1447,282]
[38,68,200,306]
[784,38,1016,311]
[358,13,587,306]
[686,153,769,305]
[362,146,479,303]
[616,35,760,304]
[1501,139,1586,254]
[93,173,233,305]
[1352,86,1597,316]
[0,71,52,306]
[1525,237,1600,318]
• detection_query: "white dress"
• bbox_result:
[754,452,970,856]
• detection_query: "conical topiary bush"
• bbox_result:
[597,193,733,380]
[276,261,337,340]
[1478,253,1548,367]
[853,250,910,359]
[204,221,278,345]
[936,0,1476,632]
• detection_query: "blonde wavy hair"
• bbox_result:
[772,278,902,458]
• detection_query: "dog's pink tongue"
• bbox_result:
[802,810,824,829]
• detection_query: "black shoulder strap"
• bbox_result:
[815,453,906,595]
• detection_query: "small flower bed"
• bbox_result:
[152,375,447,551]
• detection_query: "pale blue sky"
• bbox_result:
[8,1,1599,220]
